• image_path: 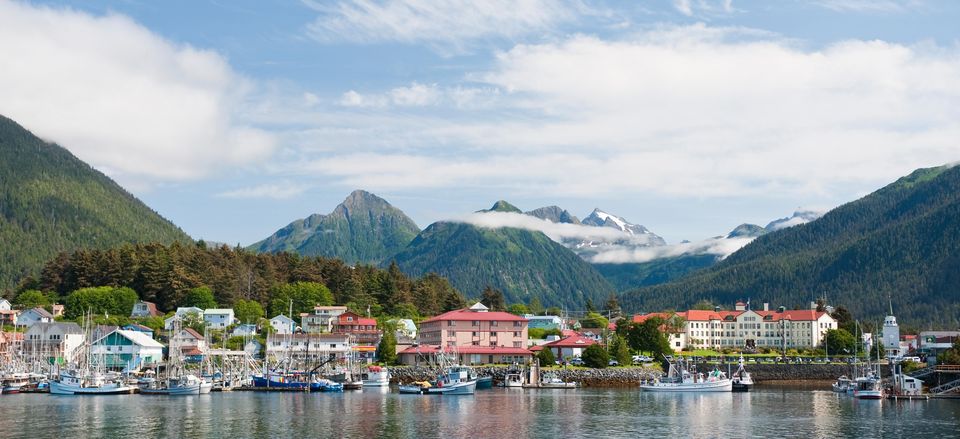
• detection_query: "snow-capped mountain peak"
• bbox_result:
[582,208,651,236]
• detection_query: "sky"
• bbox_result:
[1,0,959,246]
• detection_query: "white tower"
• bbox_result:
[882,298,900,359]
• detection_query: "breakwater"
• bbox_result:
[390,366,662,387]
[695,363,894,382]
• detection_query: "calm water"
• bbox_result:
[1,385,958,438]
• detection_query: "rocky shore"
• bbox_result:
[694,363,893,382]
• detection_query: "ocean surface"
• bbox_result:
[1,385,957,438]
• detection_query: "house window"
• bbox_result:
[491,332,497,338]
[472,332,479,337]
[330,344,337,348]
[447,321,455,327]
[491,321,498,327]
[490,341,497,346]
[513,332,520,337]
[513,342,522,348]
[513,322,522,327]
[472,321,480,327]
[447,331,455,337]
[472,341,480,346]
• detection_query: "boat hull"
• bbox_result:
[50,381,135,395]
[362,379,390,387]
[401,380,477,395]
[640,380,733,392]
[252,376,310,390]
[854,390,884,400]
[476,377,493,389]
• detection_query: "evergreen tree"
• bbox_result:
[581,344,609,368]
[528,296,544,315]
[609,333,631,366]
[480,286,506,311]
[376,324,397,364]
[537,347,556,366]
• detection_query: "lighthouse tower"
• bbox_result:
[882,298,900,359]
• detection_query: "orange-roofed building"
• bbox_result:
[632,301,837,352]
[419,302,528,350]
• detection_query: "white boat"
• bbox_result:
[503,372,523,388]
[539,372,578,389]
[731,356,753,392]
[361,366,390,387]
[853,374,884,399]
[832,375,853,393]
[641,358,732,392]
[140,374,213,395]
[50,371,135,395]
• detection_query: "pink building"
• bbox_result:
[419,302,528,349]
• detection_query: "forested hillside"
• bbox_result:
[0,115,191,291]
[621,165,960,327]
[21,242,466,318]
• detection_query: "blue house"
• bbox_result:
[122,323,155,339]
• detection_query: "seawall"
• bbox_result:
[390,366,661,387]
[695,363,894,382]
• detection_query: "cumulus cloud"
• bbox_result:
[339,83,499,109]
[304,25,960,199]
[304,0,586,53]
[217,182,310,200]
[0,2,275,186]
[457,211,645,243]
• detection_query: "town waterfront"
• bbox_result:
[1,385,957,438]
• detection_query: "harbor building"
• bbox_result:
[90,328,164,371]
[265,333,351,362]
[632,302,838,351]
[400,302,531,365]
[300,306,348,333]
[22,322,85,363]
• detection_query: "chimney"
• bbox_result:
[763,303,769,312]
[714,306,721,312]
[811,301,818,310]
[735,301,746,311]
[778,306,785,313]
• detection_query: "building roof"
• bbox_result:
[336,311,377,326]
[93,329,164,348]
[26,322,82,334]
[204,308,234,315]
[544,334,597,348]
[25,307,54,319]
[398,345,533,356]
[180,328,204,340]
[632,312,676,323]
[271,314,295,323]
[123,323,154,332]
[175,307,203,315]
[313,305,348,311]
[267,333,349,342]
[132,300,161,316]
[422,307,527,323]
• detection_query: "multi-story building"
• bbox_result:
[23,322,85,363]
[419,302,528,349]
[203,309,236,329]
[300,306,348,333]
[265,333,350,362]
[633,302,838,352]
[332,311,381,345]
[270,315,296,335]
[90,328,164,371]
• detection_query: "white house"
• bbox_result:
[90,329,164,371]
[169,328,207,356]
[164,307,204,330]
[23,322,85,363]
[0,298,11,311]
[392,318,417,340]
[265,333,350,362]
[270,315,295,334]
[300,306,348,333]
[203,309,236,329]
[17,307,54,327]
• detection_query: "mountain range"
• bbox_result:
[619,165,960,326]
[248,190,419,265]
[0,115,191,290]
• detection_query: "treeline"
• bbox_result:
[13,242,467,319]
[621,166,960,328]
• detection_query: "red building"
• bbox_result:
[332,311,382,345]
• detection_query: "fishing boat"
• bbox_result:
[640,357,732,392]
[50,370,135,395]
[140,374,212,395]
[312,378,344,392]
[539,372,578,389]
[853,374,884,399]
[1,373,30,394]
[503,372,523,388]
[731,356,753,392]
[399,366,477,395]
[252,372,313,390]
[832,375,853,393]
[361,365,390,387]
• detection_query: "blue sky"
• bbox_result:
[1,0,959,245]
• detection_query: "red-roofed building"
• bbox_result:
[418,302,529,353]
[397,344,532,366]
[543,334,596,359]
[130,300,161,318]
[332,311,382,345]
[632,302,837,352]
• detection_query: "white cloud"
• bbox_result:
[0,2,275,185]
[674,0,693,16]
[339,83,499,109]
[672,0,735,17]
[217,182,310,200]
[457,211,642,242]
[587,236,755,263]
[812,0,921,13]
[303,0,586,53]
[304,25,960,199]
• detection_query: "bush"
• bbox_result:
[537,347,556,366]
[64,286,138,319]
[581,344,610,368]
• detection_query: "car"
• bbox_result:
[569,358,585,366]
[632,355,653,364]
[608,359,619,366]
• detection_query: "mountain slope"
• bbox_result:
[525,206,581,224]
[0,115,191,290]
[390,203,616,309]
[582,208,666,244]
[620,165,960,326]
[249,190,419,265]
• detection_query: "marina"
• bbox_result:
[1,384,959,438]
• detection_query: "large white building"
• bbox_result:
[265,333,351,362]
[882,311,901,359]
[633,302,838,352]
[23,322,85,363]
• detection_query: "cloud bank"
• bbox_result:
[0,2,274,187]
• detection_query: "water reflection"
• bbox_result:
[2,387,959,438]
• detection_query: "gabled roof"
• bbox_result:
[544,334,597,348]
[132,300,161,316]
[271,314,295,323]
[123,323,153,332]
[26,322,82,334]
[423,307,527,323]
[180,328,204,340]
[204,308,234,315]
[336,311,376,326]
[93,329,164,348]
[25,307,54,319]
